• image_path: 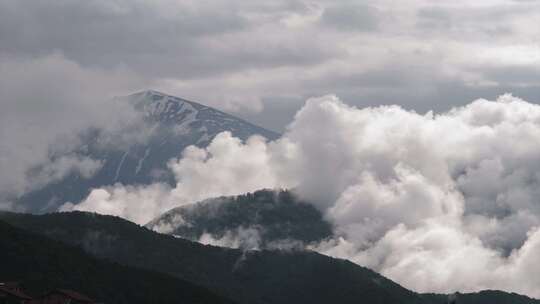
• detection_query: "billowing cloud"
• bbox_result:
[67,94,540,297]
[62,132,284,223]
[288,94,540,297]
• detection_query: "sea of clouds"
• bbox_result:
[63,94,540,297]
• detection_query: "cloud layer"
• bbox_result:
[0,54,147,206]
[66,94,540,297]
[62,133,282,223]
[2,0,539,131]
[2,1,539,207]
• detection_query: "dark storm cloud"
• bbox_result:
[320,3,379,31]
[479,65,540,86]
[414,3,538,39]
[0,1,242,77]
[0,0,338,79]
[2,0,537,116]
[0,1,246,54]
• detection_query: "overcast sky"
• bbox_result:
[1,0,539,198]
[1,0,539,132]
[0,0,540,131]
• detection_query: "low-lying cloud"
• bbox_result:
[62,133,283,223]
[0,54,147,205]
[64,93,540,297]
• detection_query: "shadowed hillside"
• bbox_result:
[0,219,235,304]
[2,211,539,304]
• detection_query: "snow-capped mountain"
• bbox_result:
[18,90,279,212]
[129,90,277,140]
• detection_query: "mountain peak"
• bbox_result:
[125,90,279,139]
[128,90,197,107]
[133,90,186,102]
[142,89,166,96]
[18,90,279,213]
[125,90,207,125]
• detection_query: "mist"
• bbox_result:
[64,93,540,297]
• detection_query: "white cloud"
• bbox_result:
[168,132,284,202]
[0,54,146,203]
[67,93,540,297]
[151,213,190,234]
[199,227,262,250]
[28,155,103,190]
[196,226,306,251]
[62,132,285,223]
[60,183,171,225]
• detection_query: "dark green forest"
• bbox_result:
[2,211,539,304]
[0,219,235,304]
[147,189,333,246]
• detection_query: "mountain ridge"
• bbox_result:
[17,90,279,213]
[2,211,539,304]
[0,217,236,304]
[146,189,333,249]
[0,211,427,304]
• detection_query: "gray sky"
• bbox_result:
[1,0,539,132]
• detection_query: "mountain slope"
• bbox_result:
[2,211,538,304]
[146,189,333,249]
[0,211,427,304]
[0,219,236,304]
[422,291,540,304]
[17,90,279,212]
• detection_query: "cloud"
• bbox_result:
[27,155,104,190]
[0,1,247,76]
[62,132,285,223]
[198,227,263,250]
[289,94,540,297]
[68,94,540,297]
[2,0,539,132]
[0,0,336,80]
[151,213,191,235]
[0,53,146,203]
[60,183,171,225]
[280,95,540,297]
[320,3,379,32]
[197,226,306,251]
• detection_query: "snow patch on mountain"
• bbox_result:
[18,90,279,212]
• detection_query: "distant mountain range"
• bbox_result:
[18,90,279,212]
[2,211,539,304]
